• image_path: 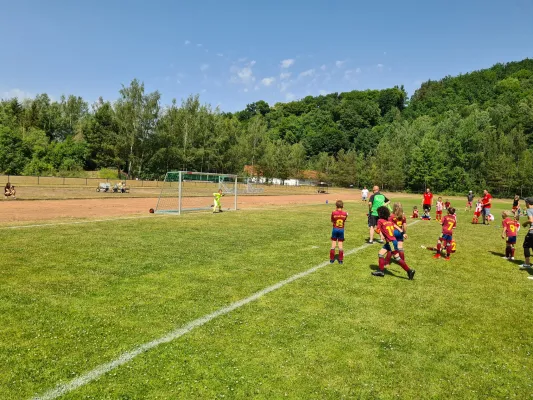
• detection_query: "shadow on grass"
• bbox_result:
[487,251,526,267]
[369,264,408,280]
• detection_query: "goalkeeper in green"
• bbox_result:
[213,189,224,213]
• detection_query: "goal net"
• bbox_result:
[154,171,238,214]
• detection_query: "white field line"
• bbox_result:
[32,221,420,399]
[0,215,161,230]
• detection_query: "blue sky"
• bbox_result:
[1,0,532,111]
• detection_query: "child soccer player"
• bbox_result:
[390,202,408,261]
[411,206,419,219]
[435,197,444,222]
[212,189,224,213]
[421,209,431,220]
[330,200,348,264]
[444,199,451,209]
[433,207,457,260]
[501,211,518,260]
[472,200,482,224]
[512,195,520,216]
[372,206,415,279]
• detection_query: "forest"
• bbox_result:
[1,58,533,195]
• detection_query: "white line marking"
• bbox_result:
[33,220,420,399]
[0,215,156,230]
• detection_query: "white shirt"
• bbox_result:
[362,189,369,198]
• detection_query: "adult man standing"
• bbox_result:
[519,197,533,270]
[481,189,492,225]
[422,188,433,213]
[368,185,389,244]
[361,186,369,203]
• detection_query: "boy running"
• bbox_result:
[372,206,415,279]
[330,200,348,264]
[501,211,518,260]
[433,207,457,260]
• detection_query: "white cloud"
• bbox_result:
[280,72,292,80]
[355,67,362,73]
[377,64,384,69]
[280,80,291,93]
[177,79,182,85]
[285,92,296,101]
[261,77,276,86]
[238,57,248,62]
[230,61,256,85]
[244,88,249,93]
[320,64,327,71]
[216,53,224,57]
[197,43,202,47]
[184,40,191,45]
[200,64,209,72]
[1,88,34,101]
[299,69,315,78]
[319,89,328,96]
[335,60,346,68]
[201,89,207,93]
[280,59,295,68]
[254,85,260,91]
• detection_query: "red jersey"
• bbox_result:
[482,193,492,208]
[412,209,419,218]
[389,214,407,232]
[377,219,396,241]
[331,210,348,229]
[444,201,451,209]
[502,217,518,237]
[423,192,433,205]
[441,215,457,235]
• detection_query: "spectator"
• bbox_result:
[519,197,533,270]
[466,190,474,211]
[4,182,16,199]
[361,186,369,203]
[368,185,390,244]
[423,188,433,214]
[481,189,493,225]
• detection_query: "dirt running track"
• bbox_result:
[0,193,362,224]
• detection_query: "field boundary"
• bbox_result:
[32,221,420,400]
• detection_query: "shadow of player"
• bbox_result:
[369,264,409,280]
[487,250,524,266]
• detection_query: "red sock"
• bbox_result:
[378,256,386,271]
[330,249,335,261]
[511,247,516,257]
[339,250,344,261]
[436,241,442,253]
[397,258,410,272]
[385,251,392,264]
[399,250,405,261]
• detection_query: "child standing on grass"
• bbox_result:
[389,202,408,261]
[330,200,348,264]
[512,195,520,217]
[434,207,457,260]
[501,211,518,260]
[372,206,415,279]
[472,200,483,224]
[213,189,224,213]
[435,197,444,222]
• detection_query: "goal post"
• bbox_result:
[154,171,238,214]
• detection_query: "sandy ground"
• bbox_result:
[0,192,361,224]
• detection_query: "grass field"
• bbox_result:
[1,196,532,399]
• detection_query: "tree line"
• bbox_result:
[1,59,532,195]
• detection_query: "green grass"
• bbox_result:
[1,198,532,399]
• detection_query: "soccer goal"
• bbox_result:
[154,171,238,214]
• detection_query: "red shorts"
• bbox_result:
[474,212,481,217]
[467,202,472,207]
[436,211,443,215]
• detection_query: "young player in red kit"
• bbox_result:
[472,200,483,224]
[411,206,419,218]
[501,211,519,260]
[433,207,457,260]
[330,200,348,264]
[372,206,415,279]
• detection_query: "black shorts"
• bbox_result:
[523,232,533,249]
[423,204,431,212]
[368,214,379,227]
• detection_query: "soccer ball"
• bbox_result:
[149,208,155,214]
[488,214,495,222]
